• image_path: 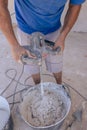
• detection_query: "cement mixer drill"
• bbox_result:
[21,32,61,65]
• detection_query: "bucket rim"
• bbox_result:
[20,82,71,129]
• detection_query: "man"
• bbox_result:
[0,0,85,84]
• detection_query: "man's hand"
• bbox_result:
[11,43,37,62]
[11,44,29,62]
[53,35,65,52]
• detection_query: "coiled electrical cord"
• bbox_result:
[0,64,87,110]
[0,65,33,110]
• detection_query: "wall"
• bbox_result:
[61,0,87,32]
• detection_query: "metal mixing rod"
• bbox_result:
[21,32,61,65]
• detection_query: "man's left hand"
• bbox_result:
[53,36,65,52]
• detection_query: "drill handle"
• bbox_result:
[45,39,55,47]
[21,54,40,65]
[45,39,61,53]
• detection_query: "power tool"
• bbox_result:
[21,32,61,65]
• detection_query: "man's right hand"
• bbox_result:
[11,44,29,62]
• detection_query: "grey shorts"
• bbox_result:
[17,28,63,75]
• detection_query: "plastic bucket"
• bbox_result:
[19,82,71,130]
[0,96,10,130]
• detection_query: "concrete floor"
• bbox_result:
[0,29,87,129]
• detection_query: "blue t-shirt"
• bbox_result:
[15,0,85,34]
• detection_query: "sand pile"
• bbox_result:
[20,85,67,127]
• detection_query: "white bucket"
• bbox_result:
[0,96,10,130]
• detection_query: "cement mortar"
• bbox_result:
[20,86,67,127]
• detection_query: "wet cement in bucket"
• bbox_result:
[20,84,67,127]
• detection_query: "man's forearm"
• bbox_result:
[0,2,19,47]
[60,4,81,40]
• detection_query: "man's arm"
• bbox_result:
[0,0,28,61]
[0,0,19,47]
[54,3,81,51]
